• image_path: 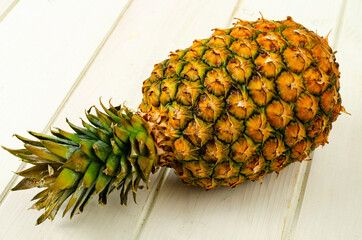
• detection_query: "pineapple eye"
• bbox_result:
[306,115,328,138]
[282,28,309,47]
[294,94,319,122]
[203,48,231,67]
[320,87,338,114]
[204,69,232,97]
[196,94,224,122]
[303,67,330,95]
[247,75,275,106]
[226,57,253,84]
[284,121,306,147]
[262,137,286,160]
[265,99,293,129]
[256,32,286,52]
[283,46,312,73]
[254,52,283,78]
[312,45,334,73]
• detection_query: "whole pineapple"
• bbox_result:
[4,16,346,224]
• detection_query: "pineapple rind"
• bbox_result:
[140,16,343,189]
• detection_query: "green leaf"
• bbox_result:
[136,131,149,156]
[77,185,96,215]
[137,155,153,182]
[130,115,146,131]
[85,108,103,128]
[79,139,97,159]
[95,169,111,194]
[1,146,30,156]
[113,126,129,143]
[81,119,99,137]
[30,196,48,210]
[52,128,83,144]
[113,135,126,150]
[25,144,65,163]
[110,138,122,155]
[63,182,86,217]
[49,188,75,221]
[120,175,133,205]
[12,178,40,191]
[66,118,99,139]
[16,165,50,178]
[13,134,42,147]
[99,99,122,124]
[31,188,49,201]
[97,128,111,143]
[129,135,140,158]
[36,190,65,225]
[29,131,76,146]
[41,140,76,160]
[94,106,112,131]
[2,146,55,164]
[114,155,129,187]
[52,168,80,191]
[82,161,101,188]
[92,140,111,162]
[104,153,119,176]
[62,149,91,173]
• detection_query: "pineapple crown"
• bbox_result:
[3,100,158,224]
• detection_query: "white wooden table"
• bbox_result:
[0,0,361,239]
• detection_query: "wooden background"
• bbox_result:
[0,0,361,239]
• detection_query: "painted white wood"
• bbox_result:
[294,1,362,239]
[0,0,238,239]
[0,0,130,194]
[1,0,356,239]
[0,0,18,22]
[137,0,345,239]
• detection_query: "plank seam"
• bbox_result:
[0,0,19,23]
[0,0,134,206]
[282,1,348,238]
[132,168,170,240]
[281,160,312,240]
[332,0,348,49]
[131,1,244,238]
[228,0,245,25]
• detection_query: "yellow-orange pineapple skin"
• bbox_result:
[140,17,344,190]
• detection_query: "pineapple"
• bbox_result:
[3,16,346,224]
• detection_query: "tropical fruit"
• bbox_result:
[3,16,346,224]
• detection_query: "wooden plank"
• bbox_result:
[0,0,130,194]
[294,1,362,239]
[0,0,18,22]
[0,0,239,239]
[137,1,344,239]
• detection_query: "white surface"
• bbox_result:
[0,0,361,239]
[0,0,18,22]
[0,0,130,194]
[294,0,362,239]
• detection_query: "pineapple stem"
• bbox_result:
[2,100,159,224]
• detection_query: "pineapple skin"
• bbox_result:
[140,16,344,189]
